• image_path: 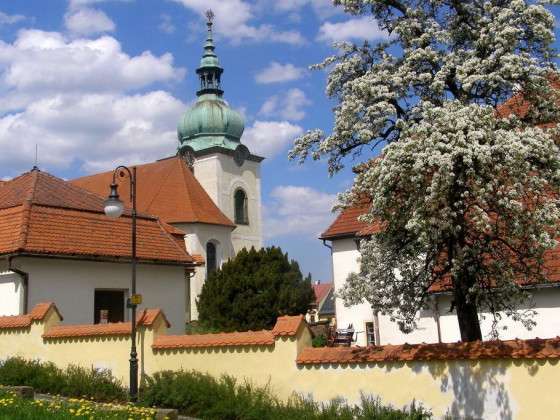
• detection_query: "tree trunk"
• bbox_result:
[453,278,483,342]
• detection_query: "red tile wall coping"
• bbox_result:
[153,330,276,349]
[153,315,307,350]
[297,337,560,365]
[0,302,61,330]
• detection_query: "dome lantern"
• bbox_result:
[177,10,246,156]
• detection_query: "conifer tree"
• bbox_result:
[291,0,560,341]
[197,247,315,332]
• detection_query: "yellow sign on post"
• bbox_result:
[130,294,143,305]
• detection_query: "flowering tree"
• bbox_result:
[291,0,560,341]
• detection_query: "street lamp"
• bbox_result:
[103,165,139,401]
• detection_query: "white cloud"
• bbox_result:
[268,0,340,20]
[159,14,176,34]
[243,120,303,158]
[259,88,311,121]
[0,29,184,112]
[0,29,187,176]
[65,8,116,35]
[265,186,337,238]
[317,16,387,43]
[0,91,185,174]
[0,11,25,25]
[171,0,305,45]
[68,0,132,8]
[255,62,305,84]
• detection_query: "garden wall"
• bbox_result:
[1,302,559,420]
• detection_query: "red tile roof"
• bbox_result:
[320,201,383,240]
[271,315,305,337]
[42,310,168,339]
[0,302,62,330]
[152,315,306,350]
[0,169,194,265]
[297,337,560,364]
[72,157,234,227]
[312,283,332,306]
[153,330,275,349]
[0,314,32,329]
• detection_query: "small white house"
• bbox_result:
[0,169,197,333]
[321,202,560,346]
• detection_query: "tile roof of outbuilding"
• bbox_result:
[312,283,332,306]
[72,156,235,227]
[0,169,194,265]
[297,337,560,364]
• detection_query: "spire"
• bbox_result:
[196,10,223,97]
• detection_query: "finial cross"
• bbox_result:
[205,10,214,25]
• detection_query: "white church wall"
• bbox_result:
[193,153,262,253]
[175,222,234,321]
[11,257,187,334]
[0,271,23,316]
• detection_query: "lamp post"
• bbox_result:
[103,165,139,401]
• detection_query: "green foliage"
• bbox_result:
[312,334,328,348]
[140,369,432,420]
[197,246,316,331]
[0,358,127,402]
[0,390,157,419]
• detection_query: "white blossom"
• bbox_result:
[291,0,560,339]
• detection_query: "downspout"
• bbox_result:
[434,296,442,343]
[8,257,29,315]
[321,239,335,326]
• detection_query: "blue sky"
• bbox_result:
[0,1,558,282]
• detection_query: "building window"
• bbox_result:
[206,242,217,277]
[234,189,248,225]
[365,321,375,346]
[94,290,125,324]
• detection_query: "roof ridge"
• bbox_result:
[17,200,32,250]
[143,160,176,213]
[155,217,192,262]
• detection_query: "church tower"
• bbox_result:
[177,11,263,254]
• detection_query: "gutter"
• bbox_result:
[8,256,28,315]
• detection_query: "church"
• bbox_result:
[0,18,263,331]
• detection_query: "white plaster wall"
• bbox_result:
[0,271,23,316]
[331,238,372,346]
[174,222,234,321]
[193,153,262,253]
[330,238,560,345]
[10,257,187,334]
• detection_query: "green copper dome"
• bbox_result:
[177,11,245,154]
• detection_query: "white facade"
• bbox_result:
[330,238,560,346]
[0,257,188,334]
[175,222,234,320]
[0,271,24,316]
[192,153,262,253]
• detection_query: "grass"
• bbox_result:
[140,370,432,420]
[0,390,157,419]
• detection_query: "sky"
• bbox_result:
[0,1,558,283]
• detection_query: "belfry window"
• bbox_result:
[234,189,248,225]
[206,242,217,276]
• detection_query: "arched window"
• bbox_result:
[206,242,217,276]
[234,189,248,225]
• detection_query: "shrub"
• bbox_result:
[197,246,316,332]
[0,357,127,402]
[312,334,328,348]
[140,369,432,419]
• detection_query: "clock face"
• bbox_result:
[234,145,249,167]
